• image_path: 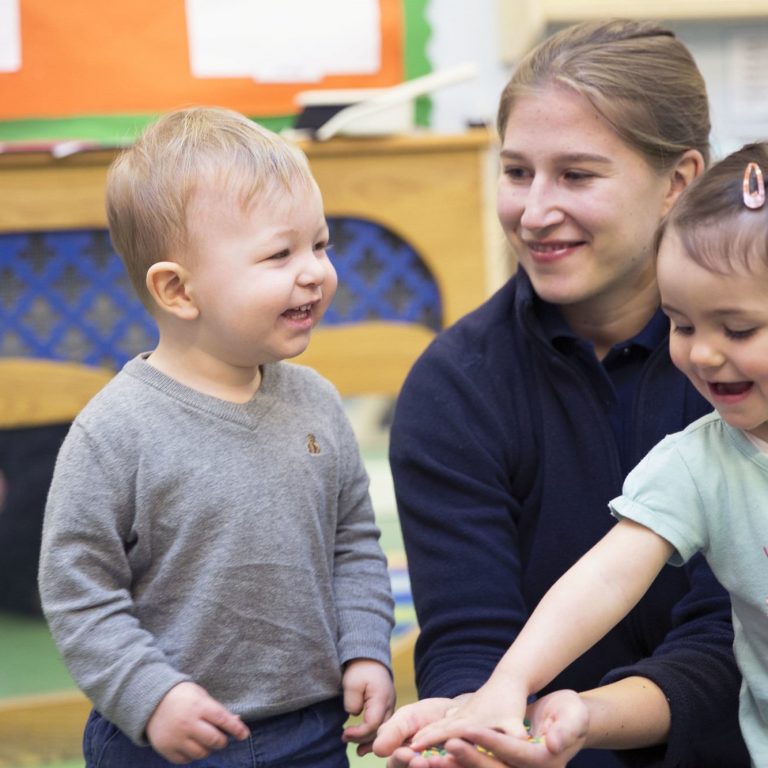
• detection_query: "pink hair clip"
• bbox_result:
[743,162,766,210]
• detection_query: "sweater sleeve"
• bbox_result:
[332,404,395,670]
[38,422,189,744]
[389,342,532,699]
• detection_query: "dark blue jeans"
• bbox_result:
[83,696,350,768]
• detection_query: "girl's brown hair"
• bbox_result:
[657,142,768,274]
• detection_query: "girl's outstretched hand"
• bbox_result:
[407,673,529,752]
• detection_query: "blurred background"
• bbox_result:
[2,1,768,766]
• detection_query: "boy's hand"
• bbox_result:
[341,659,396,756]
[145,681,249,764]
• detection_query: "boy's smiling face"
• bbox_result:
[658,228,768,442]
[183,178,337,371]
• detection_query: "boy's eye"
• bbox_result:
[314,240,332,252]
[672,323,694,336]
[269,249,290,260]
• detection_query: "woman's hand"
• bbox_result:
[442,689,589,768]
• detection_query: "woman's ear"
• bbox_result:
[146,262,199,320]
[661,149,705,215]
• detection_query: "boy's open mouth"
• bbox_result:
[282,303,312,320]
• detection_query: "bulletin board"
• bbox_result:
[0,0,430,144]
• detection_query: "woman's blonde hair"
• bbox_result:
[497,19,711,171]
[106,106,314,307]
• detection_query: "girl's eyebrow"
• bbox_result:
[662,303,753,319]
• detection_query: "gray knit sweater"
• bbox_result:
[39,356,394,744]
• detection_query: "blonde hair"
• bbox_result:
[497,19,711,171]
[657,142,768,274]
[106,106,315,306]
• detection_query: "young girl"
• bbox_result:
[406,142,768,766]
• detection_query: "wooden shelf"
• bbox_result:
[498,0,768,61]
[0,129,495,396]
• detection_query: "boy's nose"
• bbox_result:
[298,251,331,285]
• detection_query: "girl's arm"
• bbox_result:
[410,519,674,749]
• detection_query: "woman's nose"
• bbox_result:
[519,177,564,232]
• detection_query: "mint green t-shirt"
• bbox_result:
[611,411,768,767]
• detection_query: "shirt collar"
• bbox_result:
[534,295,668,355]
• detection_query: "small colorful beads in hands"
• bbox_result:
[420,723,545,759]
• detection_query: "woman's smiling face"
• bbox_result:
[497,84,678,315]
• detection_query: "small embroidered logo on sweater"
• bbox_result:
[306,434,321,454]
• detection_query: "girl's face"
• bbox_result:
[658,228,768,442]
[497,84,680,315]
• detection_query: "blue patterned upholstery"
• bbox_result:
[0,218,442,369]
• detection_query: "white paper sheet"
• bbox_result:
[728,30,768,125]
[0,0,21,73]
[185,0,381,82]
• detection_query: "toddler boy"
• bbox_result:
[39,106,395,767]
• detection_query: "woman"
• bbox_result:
[373,19,750,768]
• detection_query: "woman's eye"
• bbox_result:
[563,170,594,182]
[503,166,529,180]
[672,324,694,336]
[269,249,290,260]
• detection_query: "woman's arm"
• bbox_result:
[579,676,669,749]
[390,343,534,700]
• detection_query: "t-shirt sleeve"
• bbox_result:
[609,434,708,566]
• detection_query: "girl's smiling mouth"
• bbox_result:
[708,381,753,399]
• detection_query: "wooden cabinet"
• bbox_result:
[0,130,494,396]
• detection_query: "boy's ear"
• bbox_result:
[146,262,199,320]
[662,149,705,215]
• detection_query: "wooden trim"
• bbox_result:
[0,359,113,428]
[294,322,435,397]
[391,627,419,706]
[0,690,90,764]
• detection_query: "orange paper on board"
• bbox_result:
[0,0,403,120]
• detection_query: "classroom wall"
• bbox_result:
[426,4,768,160]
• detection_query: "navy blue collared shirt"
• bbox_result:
[535,298,669,475]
